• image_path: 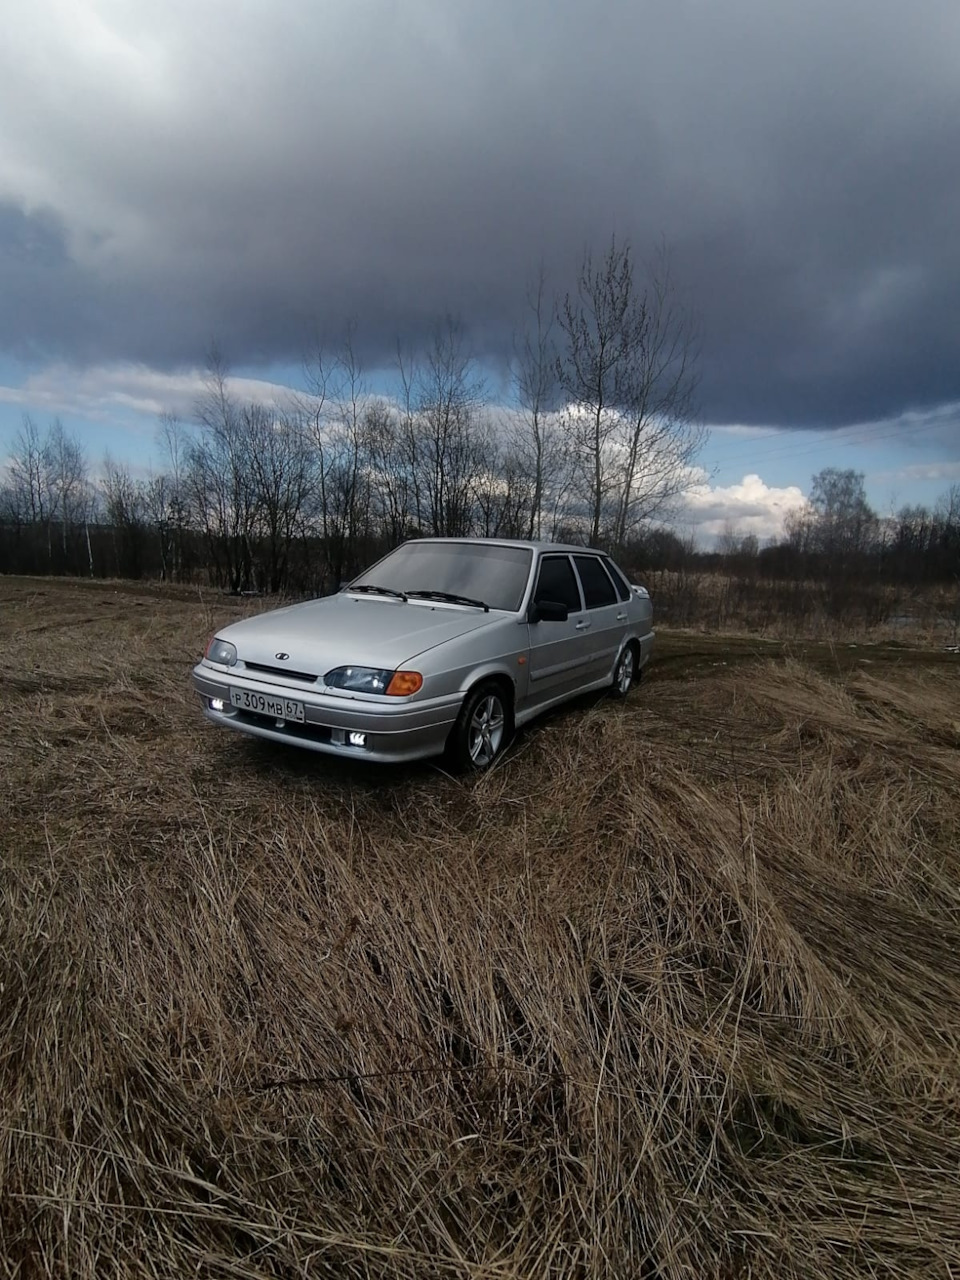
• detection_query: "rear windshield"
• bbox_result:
[352,542,533,612]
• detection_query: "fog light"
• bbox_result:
[210,697,225,712]
[348,731,366,747]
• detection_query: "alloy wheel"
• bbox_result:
[467,693,505,767]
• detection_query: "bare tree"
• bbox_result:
[101,455,148,578]
[511,267,568,539]
[5,416,92,572]
[471,438,538,539]
[45,419,90,568]
[556,238,701,549]
[0,466,31,570]
[788,469,878,566]
[609,248,703,547]
[188,350,259,592]
[247,406,315,593]
[556,241,636,545]
[402,316,488,537]
[934,484,960,642]
[145,470,176,583]
[934,484,960,555]
[150,414,193,582]
[364,401,416,546]
[301,326,380,587]
[301,331,346,588]
[9,415,49,529]
[326,327,377,583]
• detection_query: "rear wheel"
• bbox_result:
[610,643,637,699]
[448,681,510,771]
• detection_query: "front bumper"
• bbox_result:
[192,663,462,763]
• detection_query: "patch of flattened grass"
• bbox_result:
[1,577,959,1278]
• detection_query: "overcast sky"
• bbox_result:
[1,0,959,539]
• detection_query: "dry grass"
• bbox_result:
[644,567,960,644]
[1,578,959,1278]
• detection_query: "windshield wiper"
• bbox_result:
[405,590,490,612]
[347,583,408,601]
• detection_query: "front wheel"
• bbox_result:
[447,681,510,771]
[610,644,636,699]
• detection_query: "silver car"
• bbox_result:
[192,538,654,770]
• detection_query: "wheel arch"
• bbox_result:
[444,670,516,768]
[456,665,517,714]
[616,633,642,669]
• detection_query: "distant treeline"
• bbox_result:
[2,239,708,593]
[0,251,957,622]
[1,398,958,635]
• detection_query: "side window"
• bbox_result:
[602,556,632,602]
[534,556,582,612]
[574,555,617,609]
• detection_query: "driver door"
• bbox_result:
[525,554,590,709]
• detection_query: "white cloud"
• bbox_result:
[0,363,308,424]
[676,473,807,543]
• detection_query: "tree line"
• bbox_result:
[631,468,960,584]
[747,468,958,587]
[1,236,956,611]
[633,467,960,636]
[0,241,704,592]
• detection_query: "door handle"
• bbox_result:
[616,612,628,621]
[575,619,590,630]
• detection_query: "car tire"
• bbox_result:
[610,643,637,699]
[447,680,511,772]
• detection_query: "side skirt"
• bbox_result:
[513,675,614,729]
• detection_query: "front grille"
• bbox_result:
[243,661,318,683]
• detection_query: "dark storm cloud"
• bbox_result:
[1,0,958,427]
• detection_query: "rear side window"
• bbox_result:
[602,556,632,602]
[534,556,582,612]
[574,556,617,609]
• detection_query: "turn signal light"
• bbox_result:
[386,670,423,696]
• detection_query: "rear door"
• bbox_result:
[524,554,590,708]
[572,554,627,684]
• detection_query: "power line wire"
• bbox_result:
[709,415,956,469]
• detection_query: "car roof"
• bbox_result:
[405,537,609,556]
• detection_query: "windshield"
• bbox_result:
[351,542,533,612]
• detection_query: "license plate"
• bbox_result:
[230,688,305,722]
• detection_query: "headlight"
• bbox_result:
[206,637,238,666]
[324,666,392,693]
[324,666,423,696]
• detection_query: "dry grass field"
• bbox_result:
[1,576,959,1279]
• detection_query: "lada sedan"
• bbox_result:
[192,538,654,770]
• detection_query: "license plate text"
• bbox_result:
[230,688,305,722]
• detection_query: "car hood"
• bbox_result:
[216,592,502,675]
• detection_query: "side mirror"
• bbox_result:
[529,599,569,623]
